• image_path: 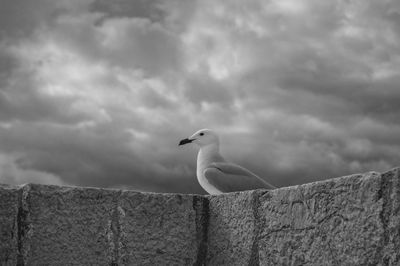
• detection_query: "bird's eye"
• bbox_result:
[199,132,204,136]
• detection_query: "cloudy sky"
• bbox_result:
[1,0,399,194]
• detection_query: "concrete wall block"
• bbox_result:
[206,190,264,265]
[21,184,121,265]
[380,168,400,265]
[1,167,399,265]
[117,191,198,265]
[257,170,396,265]
[0,185,19,266]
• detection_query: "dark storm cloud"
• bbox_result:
[0,119,202,193]
[0,0,94,39]
[0,66,89,124]
[1,0,400,193]
[46,13,183,76]
[0,0,53,37]
[90,0,165,22]
[0,0,198,191]
[98,17,182,74]
[183,74,234,107]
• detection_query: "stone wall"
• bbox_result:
[1,167,399,265]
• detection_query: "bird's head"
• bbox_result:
[179,129,219,147]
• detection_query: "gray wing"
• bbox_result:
[203,162,276,193]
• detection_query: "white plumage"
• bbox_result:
[179,129,275,195]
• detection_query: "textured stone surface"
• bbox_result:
[21,184,120,265]
[0,167,399,265]
[380,168,400,264]
[206,190,262,265]
[201,168,400,265]
[117,191,198,265]
[258,172,384,265]
[0,184,19,266]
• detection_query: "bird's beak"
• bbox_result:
[179,138,194,146]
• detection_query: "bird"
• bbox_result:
[179,128,276,195]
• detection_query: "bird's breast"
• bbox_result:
[196,148,224,194]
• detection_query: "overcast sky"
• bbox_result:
[0,0,399,194]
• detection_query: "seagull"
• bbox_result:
[179,129,276,194]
